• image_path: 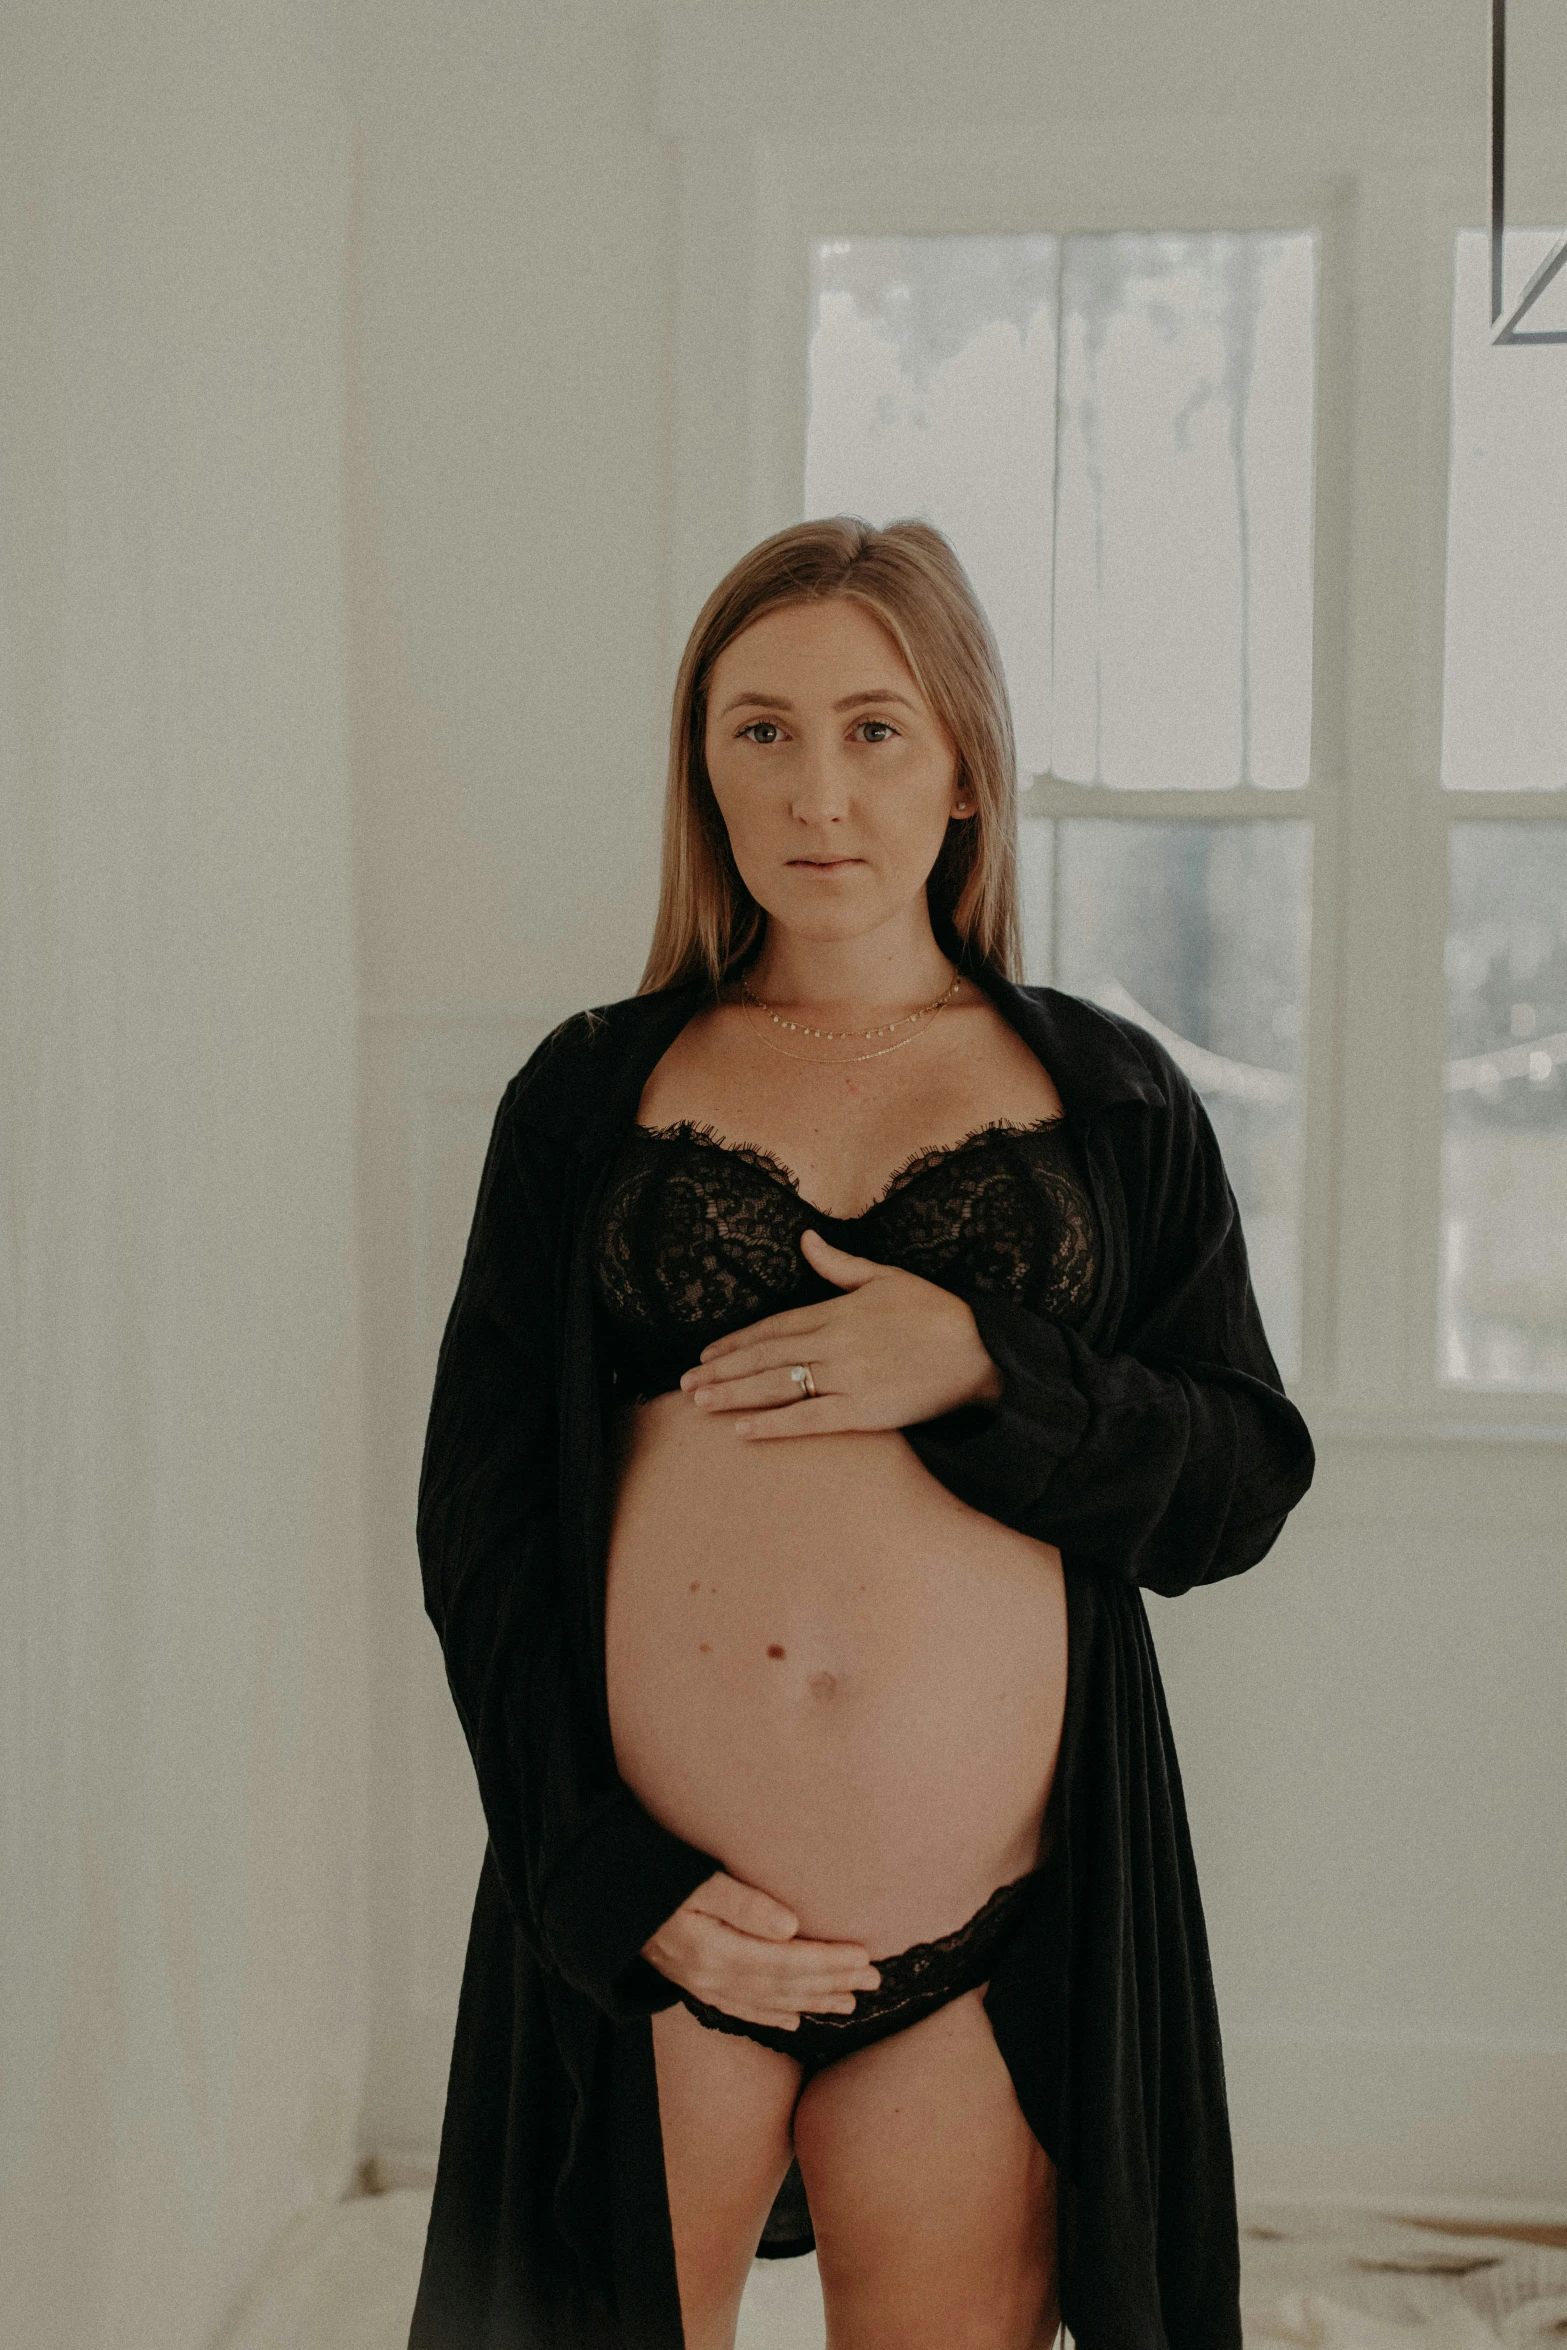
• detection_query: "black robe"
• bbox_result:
[407,937,1316,2350]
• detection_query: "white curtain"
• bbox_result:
[0,8,371,2347]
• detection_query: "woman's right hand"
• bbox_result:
[641,1870,883,2029]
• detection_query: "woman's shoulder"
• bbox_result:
[1010,982,1197,1122]
[504,996,635,1107]
[500,980,704,1140]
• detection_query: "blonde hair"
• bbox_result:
[636,516,1024,999]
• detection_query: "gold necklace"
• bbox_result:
[737,968,963,1065]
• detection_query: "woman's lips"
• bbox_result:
[791,857,860,869]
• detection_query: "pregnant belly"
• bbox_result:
[603,1390,1069,1959]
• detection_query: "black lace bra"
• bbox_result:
[593,1112,1101,1405]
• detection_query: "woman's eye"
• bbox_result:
[737,717,897,745]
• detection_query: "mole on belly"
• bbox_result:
[761,1644,836,1696]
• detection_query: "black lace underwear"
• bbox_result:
[593,1114,1101,1403]
[676,1866,1041,2070]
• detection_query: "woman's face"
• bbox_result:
[701,597,972,947]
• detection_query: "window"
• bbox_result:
[662,111,1567,1427]
[1437,229,1567,1390]
[806,231,1318,1377]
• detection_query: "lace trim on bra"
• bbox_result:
[594,1108,1102,1366]
[631,1110,1070,1225]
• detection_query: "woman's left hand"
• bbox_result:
[679,1228,1004,1439]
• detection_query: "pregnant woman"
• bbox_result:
[408,518,1315,2350]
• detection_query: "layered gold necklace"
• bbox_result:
[737,965,963,1065]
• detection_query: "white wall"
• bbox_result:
[0,7,370,2347]
[340,0,689,2155]
[344,0,1567,2221]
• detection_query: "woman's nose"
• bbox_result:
[787,739,851,818]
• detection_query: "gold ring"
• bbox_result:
[789,1363,817,1399]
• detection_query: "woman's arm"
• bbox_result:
[903,1067,1315,1599]
[417,1065,722,2018]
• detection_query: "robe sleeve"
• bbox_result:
[902,1058,1314,1599]
[416,1065,724,2020]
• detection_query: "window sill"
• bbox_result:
[1291,1397,1567,1446]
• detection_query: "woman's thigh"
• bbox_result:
[791,1983,1060,2350]
[650,1997,804,2350]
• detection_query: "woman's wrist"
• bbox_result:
[955,1301,1005,1407]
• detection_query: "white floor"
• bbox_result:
[209,2192,1567,2350]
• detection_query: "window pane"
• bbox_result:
[1441,229,1567,792]
[805,235,1061,771]
[1022,818,1311,1380]
[804,230,1317,790]
[1440,825,1567,1388]
[1053,233,1317,791]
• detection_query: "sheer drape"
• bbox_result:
[0,13,371,2347]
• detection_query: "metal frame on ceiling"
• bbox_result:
[1490,0,1567,339]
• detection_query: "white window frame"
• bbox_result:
[659,51,1567,1446]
